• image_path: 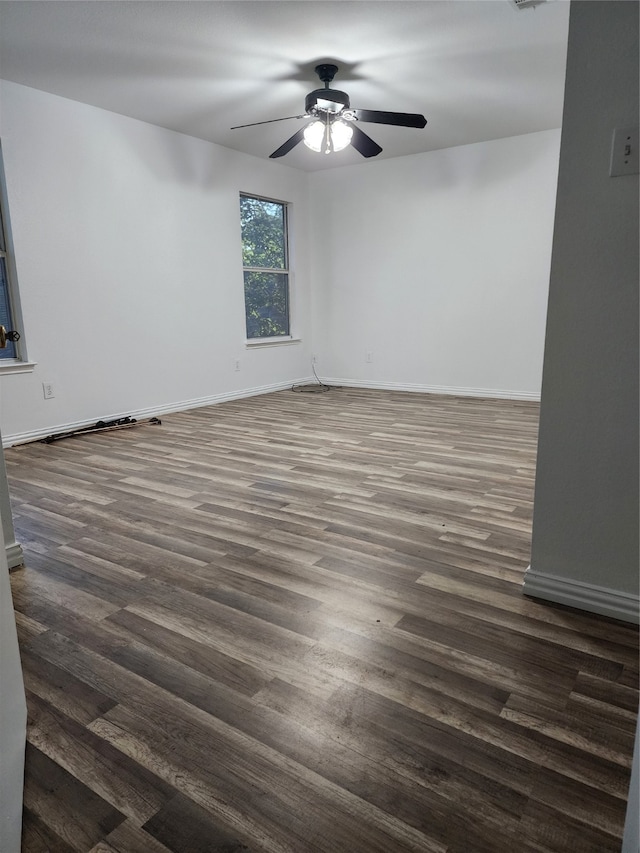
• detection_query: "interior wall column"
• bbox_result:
[0,427,23,570]
[523,0,639,623]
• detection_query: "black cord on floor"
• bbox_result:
[292,362,334,393]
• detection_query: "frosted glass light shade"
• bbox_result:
[330,119,353,151]
[303,120,325,152]
[303,118,353,154]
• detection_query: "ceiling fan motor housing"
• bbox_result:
[305,88,350,115]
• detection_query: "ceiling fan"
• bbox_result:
[231,64,427,159]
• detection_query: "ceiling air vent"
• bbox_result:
[510,0,549,9]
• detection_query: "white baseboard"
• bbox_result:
[2,379,306,448]
[5,541,24,570]
[322,377,540,402]
[2,377,538,448]
[523,566,640,624]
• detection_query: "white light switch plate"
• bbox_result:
[610,126,639,177]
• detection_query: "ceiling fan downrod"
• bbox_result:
[305,65,350,116]
[314,64,339,87]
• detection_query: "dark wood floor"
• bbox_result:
[6,387,638,853]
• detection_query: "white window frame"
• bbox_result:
[240,192,299,347]
[0,143,34,374]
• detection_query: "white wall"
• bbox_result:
[0,81,562,444]
[0,81,313,444]
[525,0,639,622]
[308,129,560,399]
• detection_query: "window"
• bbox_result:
[0,144,27,367]
[0,236,16,359]
[240,194,291,340]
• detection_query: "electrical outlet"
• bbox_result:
[234,359,241,372]
[610,127,639,177]
[366,351,373,363]
[42,382,55,399]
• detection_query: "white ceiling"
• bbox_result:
[0,0,570,172]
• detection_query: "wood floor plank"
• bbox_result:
[11,564,121,621]
[142,794,251,853]
[87,703,448,853]
[396,610,631,681]
[19,647,117,727]
[252,677,535,838]
[327,678,632,800]
[526,765,629,839]
[25,690,174,824]
[105,607,272,697]
[21,808,78,853]
[7,388,638,853]
[518,799,623,853]
[88,820,175,853]
[22,745,125,852]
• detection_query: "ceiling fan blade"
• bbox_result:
[350,124,383,158]
[352,109,427,129]
[231,115,306,130]
[270,127,307,158]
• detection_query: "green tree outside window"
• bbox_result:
[240,195,290,339]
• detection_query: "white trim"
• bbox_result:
[522,567,640,624]
[1,379,301,447]
[0,360,37,376]
[5,541,24,571]
[320,377,540,402]
[245,337,301,349]
[0,143,30,367]
[2,378,540,448]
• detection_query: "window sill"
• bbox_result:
[245,337,301,349]
[0,360,37,375]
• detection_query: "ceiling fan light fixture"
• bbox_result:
[303,119,325,152]
[329,118,353,151]
[303,118,353,154]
